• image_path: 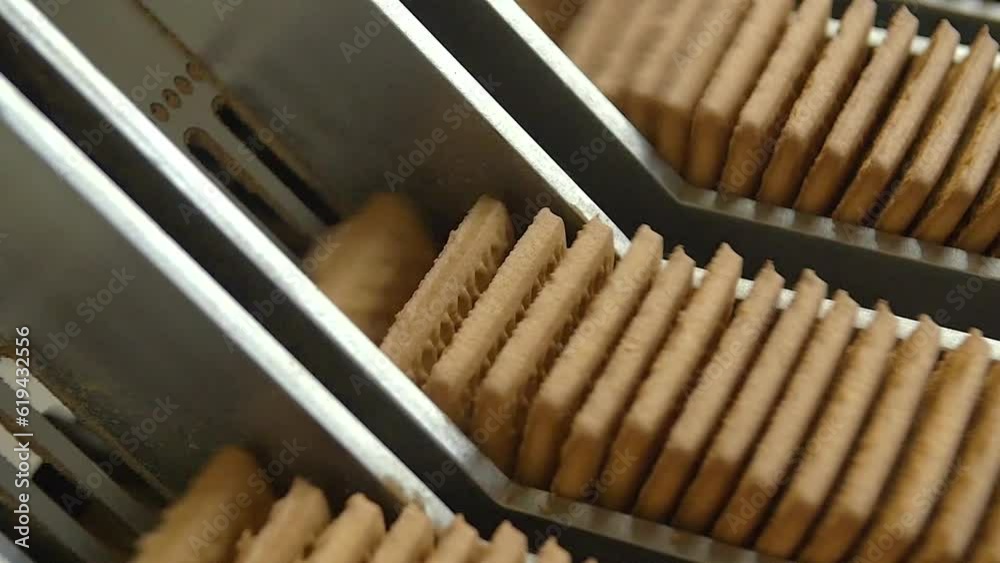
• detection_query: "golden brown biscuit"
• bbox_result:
[914,74,1000,244]
[305,494,386,563]
[424,516,482,563]
[851,331,990,563]
[687,0,794,189]
[592,0,678,107]
[911,362,1000,562]
[796,7,919,215]
[558,0,633,79]
[517,226,662,488]
[633,262,784,522]
[757,0,876,207]
[131,448,274,563]
[673,270,827,534]
[955,163,1000,253]
[481,522,528,563]
[598,244,742,512]
[656,0,751,170]
[753,302,896,558]
[711,291,862,546]
[834,21,959,225]
[537,538,571,563]
[624,0,711,137]
[382,197,514,384]
[475,219,614,474]
[877,27,998,234]
[799,317,940,563]
[370,505,435,563]
[425,209,566,429]
[552,247,696,502]
[234,478,330,563]
[718,0,830,197]
[307,193,436,342]
[970,484,1000,563]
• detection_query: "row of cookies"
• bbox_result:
[379,196,1000,562]
[561,0,1000,255]
[128,447,583,563]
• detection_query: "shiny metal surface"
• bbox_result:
[0,64,452,561]
[4,2,998,563]
[0,534,36,563]
[8,0,1000,562]
[136,0,621,244]
[402,0,1000,337]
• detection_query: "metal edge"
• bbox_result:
[0,65,454,528]
[1,1,995,562]
[398,0,1000,336]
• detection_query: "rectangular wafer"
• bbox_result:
[132,448,275,563]
[753,302,896,559]
[711,291,861,546]
[481,522,528,563]
[971,484,1000,563]
[235,478,331,563]
[954,163,1000,253]
[913,74,1000,244]
[656,0,751,170]
[474,219,614,474]
[686,0,793,189]
[633,262,784,522]
[757,0,876,207]
[551,246,696,502]
[912,362,1000,562]
[305,494,386,563]
[877,27,998,234]
[598,243,742,512]
[799,316,941,563]
[370,505,435,563]
[424,209,566,429]
[425,516,482,563]
[516,226,663,489]
[382,197,514,383]
[672,270,827,534]
[851,331,990,563]
[559,0,629,79]
[308,193,437,342]
[833,22,959,225]
[537,538,571,563]
[796,8,920,215]
[624,0,709,137]
[592,0,678,106]
[718,0,830,197]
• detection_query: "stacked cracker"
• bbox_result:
[563,0,1000,254]
[129,447,584,563]
[383,196,999,561]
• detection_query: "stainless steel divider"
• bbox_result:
[0,1,789,561]
[400,0,1000,337]
[0,63,453,561]
[5,1,1000,563]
